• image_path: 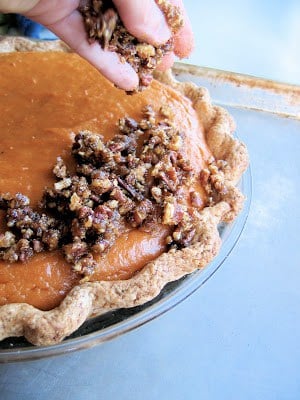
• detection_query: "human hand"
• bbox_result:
[0,0,194,91]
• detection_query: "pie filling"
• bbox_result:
[0,52,212,311]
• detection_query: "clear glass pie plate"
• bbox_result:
[0,63,256,363]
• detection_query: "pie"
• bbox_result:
[0,36,248,346]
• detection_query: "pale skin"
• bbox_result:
[0,0,194,90]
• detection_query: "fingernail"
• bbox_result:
[114,63,139,91]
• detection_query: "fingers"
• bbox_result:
[25,0,194,89]
[157,52,175,71]
[45,10,139,91]
[113,0,171,45]
[25,0,79,25]
[169,0,194,58]
[0,0,39,13]
[155,0,195,72]
[113,0,194,74]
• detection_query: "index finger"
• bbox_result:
[45,9,139,91]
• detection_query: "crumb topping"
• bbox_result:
[200,160,229,206]
[0,107,225,277]
[78,0,183,92]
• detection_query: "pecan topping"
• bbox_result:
[200,161,229,206]
[0,107,200,276]
[0,106,230,276]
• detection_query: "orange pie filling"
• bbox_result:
[0,52,212,310]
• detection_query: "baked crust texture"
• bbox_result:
[0,37,249,345]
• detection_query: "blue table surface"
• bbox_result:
[1,1,300,399]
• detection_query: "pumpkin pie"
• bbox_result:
[0,36,248,345]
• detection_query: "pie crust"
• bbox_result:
[0,36,249,345]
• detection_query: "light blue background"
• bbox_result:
[186,0,300,85]
[1,1,300,399]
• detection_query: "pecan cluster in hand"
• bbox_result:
[78,0,183,92]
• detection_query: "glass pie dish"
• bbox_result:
[0,62,256,363]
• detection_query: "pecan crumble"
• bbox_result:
[78,0,183,92]
[0,107,228,277]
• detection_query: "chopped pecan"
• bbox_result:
[130,199,154,227]
[190,191,203,209]
[0,231,15,248]
[53,156,68,179]
[0,107,209,278]
[64,240,88,264]
[200,160,229,204]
